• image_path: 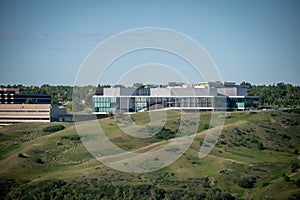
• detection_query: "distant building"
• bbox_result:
[0,88,19,104]
[0,88,66,123]
[93,82,259,114]
[0,88,51,104]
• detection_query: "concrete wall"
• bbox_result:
[104,88,140,96]
[170,88,211,96]
[120,88,137,96]
[104,88,120,96]
[50,104,67,120]
[150,88,171,96]
[217,87,237,96]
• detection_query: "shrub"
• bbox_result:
[35,158,44,164]
[291,163,299,173]
[296,178,300,187]
[220,140,227,145]
[61,135,81,141]
[155,128,176,140]
[238,175,256,188]
[284,175,290,182]
[257,142,264,150]
[250,139,258,143]
[203,124,210,130]
[262,182,269,187]
[43,124,65,133]
[18,153,28,158]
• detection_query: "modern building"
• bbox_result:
[93,82,259,114]
[0,88,66,123]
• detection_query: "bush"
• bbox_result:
[35,158,44,164]
[238,175,256,188]
[155,128,176,140]
[284,175,290,182]
[291,163,299,173]
[18,153,28,158]
[250,139,258,143]
[203,124,210,130]
[43,124,65,133]
[295,178,300,187]
[257,142,264,150]
[262,182,269,187]
[61,135,81,141]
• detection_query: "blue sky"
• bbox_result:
[0,0,299,86]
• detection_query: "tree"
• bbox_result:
[25,97,35,104]
[240,81,251,87]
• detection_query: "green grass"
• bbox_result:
[0,109,300,199]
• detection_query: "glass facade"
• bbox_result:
[225,97,258,110]
[93,96,228,113]
[93,97,117,113]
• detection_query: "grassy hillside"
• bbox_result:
[0,109,299,199]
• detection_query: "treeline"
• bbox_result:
[2,178,235,200]
[242,82,300,108]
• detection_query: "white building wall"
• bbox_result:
[170,88,211,96]
[120,88,137,96]
[217,87,237,96]
[104,88,120,96]
[150,88,171,96]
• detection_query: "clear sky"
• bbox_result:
[0,0,299,86]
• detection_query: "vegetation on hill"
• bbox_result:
[0,109,299,199]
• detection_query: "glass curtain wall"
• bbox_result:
[93,97,117,113]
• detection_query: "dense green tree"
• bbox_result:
[248,83,300,107]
